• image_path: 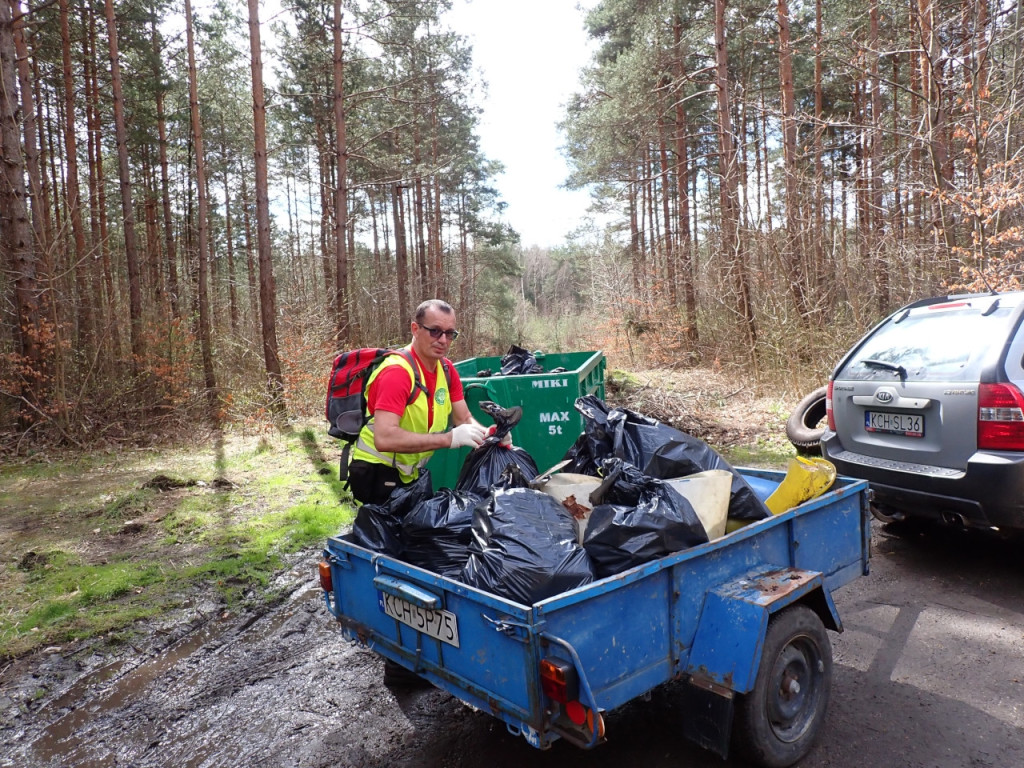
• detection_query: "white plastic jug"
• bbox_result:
[666,469,732,540]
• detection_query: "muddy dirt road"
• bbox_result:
[3,520,1023,768]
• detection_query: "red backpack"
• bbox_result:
[326,348,416,441]
[325,347,451,483]
[325,347,452,440]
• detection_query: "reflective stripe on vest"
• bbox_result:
[352,432,423,477]
[349,347,452,482]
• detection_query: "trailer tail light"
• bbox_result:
[318,560,333,592]
[826,381,835,432]
[540,658,578,704]
[978,383,1024,451]
[565,700,606,737]
[541,657,604,740]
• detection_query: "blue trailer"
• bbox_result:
[319,469,870,768]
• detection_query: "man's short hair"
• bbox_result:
[414,299,454,324]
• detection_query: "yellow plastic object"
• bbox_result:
[764,456,837,515]
[725,518,750,534]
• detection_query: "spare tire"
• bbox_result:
[786,386,828,454]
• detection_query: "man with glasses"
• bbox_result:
[348,299,505,505]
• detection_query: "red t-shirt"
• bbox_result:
[366,350,464,429]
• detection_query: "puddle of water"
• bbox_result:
[28,584,324,766]
[30,623,223,765]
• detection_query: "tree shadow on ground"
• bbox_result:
[296,425,351,505]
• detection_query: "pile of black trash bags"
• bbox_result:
[349,394,770,606]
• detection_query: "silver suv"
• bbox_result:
[821,292,1024,532]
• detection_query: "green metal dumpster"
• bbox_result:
[425,350,606,491]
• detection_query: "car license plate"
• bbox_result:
[865,410,924,437]
[379,592,460,647]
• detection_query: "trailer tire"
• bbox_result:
[786,386,828,455]
[734,605,832,768]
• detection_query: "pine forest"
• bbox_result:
[0,0,1019,446]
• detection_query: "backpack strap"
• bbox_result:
[391,347,428,405]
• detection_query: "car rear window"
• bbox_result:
[836,304,1019,382]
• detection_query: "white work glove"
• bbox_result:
[487,425,513,448]
[450,423,487,449]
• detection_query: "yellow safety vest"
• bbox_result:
[350,348,452,482]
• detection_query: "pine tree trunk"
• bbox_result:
[812,0,828,309]
[84,4,120,357]
[59,0,95,352]
[430,83,443,302]
[658,116,674,304]
[777,0,809,320]
[104,0,144,366]
[246,0,284,412]
[673,16,697,343]
[715,0,755,349]
[917,0,955,249]
[12,2,47,271]
[908,0,923,237]
[870,0,889,312]
[333,0,350,343]
[240,171,258,331]
[628,166,641,295]
[413,131,429,296]
[1,0,47,419]
[393,180,410,323]
[222,132,238,336]
[315,121,333,304]
[153,16,180,321]
[184,0,219,417]
[142,146,162,306]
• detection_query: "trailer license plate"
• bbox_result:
[865,411,924,437]
[379,592,460,647]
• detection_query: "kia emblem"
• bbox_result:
[876,391,894,403]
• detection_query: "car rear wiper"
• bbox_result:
[862,358,908,380]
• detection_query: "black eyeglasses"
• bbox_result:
[419,324,460,341]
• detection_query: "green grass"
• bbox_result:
[0,424,356,659]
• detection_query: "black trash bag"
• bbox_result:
[561,431,596,475]
[461,487,595,604]
[492,461,536,491]
[456,445,539,496]
[455,400,538,495]
[500,344,545,376]
[456,445,539,495]
[401,488,483,578]
[645,439,767,522]
[583,458,709,578]
[566,395,770,522]
[349,470,434,555]
[558,395,632,475]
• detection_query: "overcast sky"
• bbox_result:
[445,1,599,249]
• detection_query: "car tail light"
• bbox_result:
[826,381,835,432]
[318,560,333,592]
[978,383,1024,450]
[540,658,578,704]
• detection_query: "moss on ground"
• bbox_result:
[0,424,355,660]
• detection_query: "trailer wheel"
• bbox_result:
[735,605,832,768]
[786,386,828,455]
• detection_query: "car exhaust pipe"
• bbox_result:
[870,504,905,524]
